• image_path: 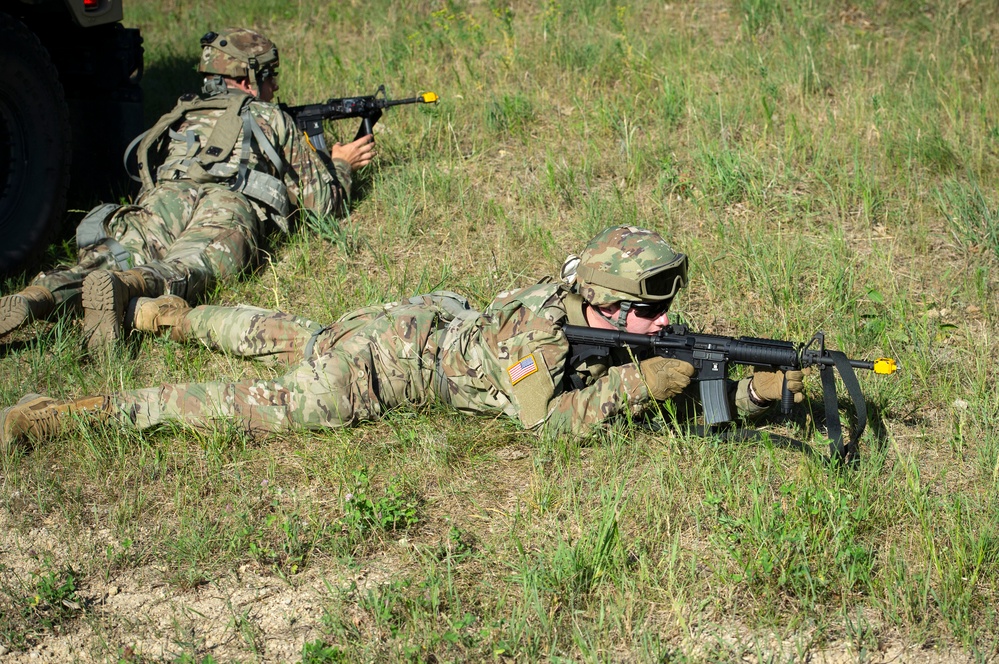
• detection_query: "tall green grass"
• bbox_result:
[1,0,998,660]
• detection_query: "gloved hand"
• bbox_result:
[640,357,696,401]
[750,369,805,404]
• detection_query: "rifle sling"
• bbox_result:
[825,350,868,462]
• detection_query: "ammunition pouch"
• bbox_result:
[75,203,133,270]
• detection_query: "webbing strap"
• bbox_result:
[408,290,480,321]
[245,110,285,176]
[303,326,329,361]
[234,110,255,190]
[123,130,148,183]
[169,128,200,157]
[75,203,134,269]
[826,350,868,462]
[820,364,843,460]
[419,291,481,404]
[102,239,134,270]
[198,94,252,168]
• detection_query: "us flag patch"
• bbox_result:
[507,354,539,385]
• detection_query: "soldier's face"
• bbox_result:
[585,304,670,335]
[257,75,279,102]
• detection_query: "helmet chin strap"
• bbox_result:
[593,302,631,331]
[616,301,632,329]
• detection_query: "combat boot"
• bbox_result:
[1,393,113,453]
[82,269,163,348]
[0,286,56,337]
[127,295,192,341]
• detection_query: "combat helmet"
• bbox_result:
[198,28,279,87]
[572,226,688,327]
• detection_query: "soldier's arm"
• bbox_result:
[268,106,349,215]
[540,364,652,436]
[492,324,653,437]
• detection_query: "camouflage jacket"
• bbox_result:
[148,90,350,232]
[430,281,652,436]
[433,281,766,435]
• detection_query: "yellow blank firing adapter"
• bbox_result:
[421,91,440,104]
[873,358,897,375]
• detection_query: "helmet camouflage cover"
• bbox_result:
[575,226,688,307]
[198,28,279,85]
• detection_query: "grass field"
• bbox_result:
[1,0,998,661]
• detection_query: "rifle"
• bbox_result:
[561,324,896,461]
[281,85,439,152]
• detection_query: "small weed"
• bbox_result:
[709,479,874,605]
[937,176,999,260]
[485,94,535,136]
[300,639,347,664]
[172,654,218,664]
[0,560,83,651]
[299,209,365,256]
[341,467,420,535]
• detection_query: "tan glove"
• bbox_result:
[750,369,805,404]
[640,357,696,401]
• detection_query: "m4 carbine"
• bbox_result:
[561,324,896,461]
[282,85,439,152]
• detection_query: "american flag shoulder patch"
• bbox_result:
[507,354,539,385]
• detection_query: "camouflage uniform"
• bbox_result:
[28,90,348,305]
[112,279,766,438]
[1,28,350,338]
[1,226,779,449]
[112,283,661,437]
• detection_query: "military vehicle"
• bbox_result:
[0,0,143,276]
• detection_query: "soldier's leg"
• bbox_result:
[150,185,263,302]
[116,346,380,437]
[1,243,122,337]
[76,186,198,346]
[2,185,196,339]
[83,187,263,348]
[131,298,323,365]
[106,182,201,267]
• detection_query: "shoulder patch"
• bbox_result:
[507,354,539,385]
[508,351,555,429]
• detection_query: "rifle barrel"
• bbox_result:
[561,324,896,375]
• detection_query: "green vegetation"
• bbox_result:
[1,0,997,660]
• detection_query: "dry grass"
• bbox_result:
[2,0,998,661]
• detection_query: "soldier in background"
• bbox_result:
[0,27,374,348]
[1,226,805,449]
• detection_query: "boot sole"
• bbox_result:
[0,295,31,336]
[83,272,126,349]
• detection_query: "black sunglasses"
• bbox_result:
[630,300,672,319]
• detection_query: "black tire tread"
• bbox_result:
[0,12,72,277]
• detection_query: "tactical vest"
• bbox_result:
[130,91,290,217]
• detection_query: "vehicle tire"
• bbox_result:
[0,12,72,277]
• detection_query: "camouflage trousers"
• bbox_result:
[31,181,263,305]
[114,296,462,437]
